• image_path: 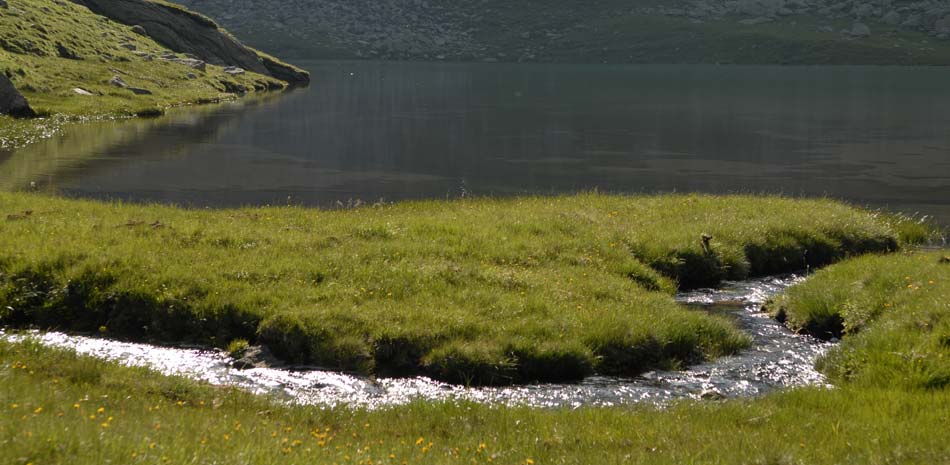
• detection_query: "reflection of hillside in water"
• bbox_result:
[0,91,291,193]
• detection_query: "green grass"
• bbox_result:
[0,0,286,123]
[0,192,902,384]
[765,251,950,390]
[2,338,950,464]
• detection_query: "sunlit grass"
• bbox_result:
[0,0,286,121]
[2,338,949,465]
[766,250,950,389]
[0,192,903,384]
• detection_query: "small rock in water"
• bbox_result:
[231,345,281,370]
[700,389,726,400]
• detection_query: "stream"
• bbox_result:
[2,275,831,409]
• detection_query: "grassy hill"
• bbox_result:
[0,0,307,148]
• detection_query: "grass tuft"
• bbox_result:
[0,192,901,384]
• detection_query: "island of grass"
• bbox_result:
[766,250,950,390]
[0,192,923,385]
[0,0,308,147]
[2,249,950,464]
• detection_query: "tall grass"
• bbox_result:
[766,251,950,389]
[2,338,949,465]
[0,192,901,383]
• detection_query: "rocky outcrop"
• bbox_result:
[175,0,950,63]
[67,0,309,84]
[0,74,35,118]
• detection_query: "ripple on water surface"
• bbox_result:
[2,275,831,409]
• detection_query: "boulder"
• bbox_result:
[851,3,874,18]
[737,0,785,17]
[167,57,207,71]
[882,11,901,25]
[851,22,871,36]
[56,42,81,60]
[223,66,245,75]
[901,14,922,28]
[109,75,128,88]
[131,24,147,36]
[72,87,95,96]
[0,74,35,117]
[68,0,308,84]
[937,17,950,34]
[739,17,774,25]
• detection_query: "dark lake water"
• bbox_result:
[3,61,950,223]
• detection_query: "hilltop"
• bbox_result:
[0,0,308,125]
[176,0,950,64]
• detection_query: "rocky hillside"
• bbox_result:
[0,0,308,120]
[176,0,950,64]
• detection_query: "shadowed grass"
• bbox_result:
[2,338,950,464]
[0,192,902,384]
[766,250,950,390]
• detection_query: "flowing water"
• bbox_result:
[2,275,832,409]
[3,62,950,224]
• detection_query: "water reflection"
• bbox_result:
[4,62,949,222]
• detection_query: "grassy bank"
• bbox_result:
[0,0,300,149]
[2,338,950,464]
[766,250,950,390]
[0,192,904,384]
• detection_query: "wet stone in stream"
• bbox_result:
[1,275,832,409]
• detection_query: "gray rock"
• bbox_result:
[882,11,901,25]
[0,74,35,117]
[131,24,147,35]
[132,50,154,61]
[231,345,282,370]
[852,3,874,18]
[737,0,786,17]
[119,42,137,51]
[56,42,80,60]
[223,66,245,75]
[851,22,871,36]
[72,87,95,96]
[109,75,128,88]
[937,17,950,34]
[176,58,207,71]
[739,17,774,25]
[902,14,922,28]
